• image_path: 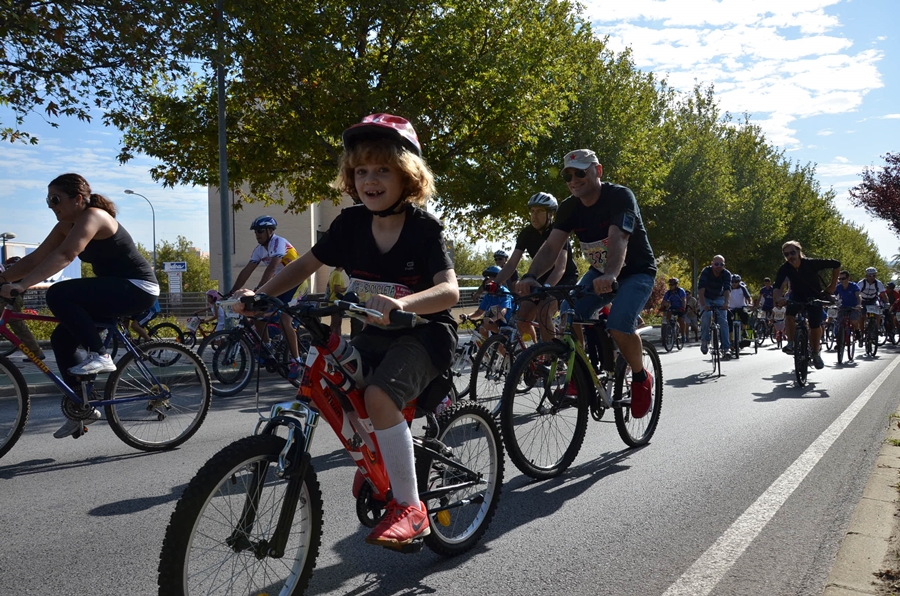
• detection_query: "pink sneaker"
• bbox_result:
[630,371,653,419]
[365,499,430,549]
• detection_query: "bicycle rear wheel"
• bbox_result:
[794,328,809,386]
[448,339,474,399]
[500,341,589,480]
[613,338,662,447]
[104,341,211,451]
[468,334,512,416]
[418,402,504,556]
[149,322,185,344]
[158,434,323,596]
[0,355,29,459]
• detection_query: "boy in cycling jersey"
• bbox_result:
[233,113,458,550]
[227,216,304,378]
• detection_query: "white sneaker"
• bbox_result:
[68,352,117,376]
[53,408,101,439]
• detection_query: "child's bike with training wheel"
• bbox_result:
[158,295,504,595]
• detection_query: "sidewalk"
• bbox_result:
[823,407,900,595]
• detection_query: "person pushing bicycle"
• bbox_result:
[515,148,656,419]
[232,113,458,551]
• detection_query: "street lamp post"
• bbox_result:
[0,231,16,264]
[123,190,156,274]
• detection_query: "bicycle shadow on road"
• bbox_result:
[751,371,831,402]
[667,372,711,387]
[89,482,187,517]
[304,447,643,596]
[0,450,158,480]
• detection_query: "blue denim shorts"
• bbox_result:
[571,270,655,334]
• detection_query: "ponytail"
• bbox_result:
[89,193,117,218]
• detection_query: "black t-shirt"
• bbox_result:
[311,204,458,370]
[554,182,656,279]
[774,258,840,300]
[78,221,156,283]
[515,225,579,284]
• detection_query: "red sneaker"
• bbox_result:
[365,499,430,548]
[630,371,653,419]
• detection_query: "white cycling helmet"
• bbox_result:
[527,192,558,212]
[865,267,877,275]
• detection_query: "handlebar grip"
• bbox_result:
[239,293,269,311]
[9,289,20,298]
[389,309,417,328]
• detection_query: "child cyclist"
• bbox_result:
[233,113,459,550]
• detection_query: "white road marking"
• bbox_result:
[663,354,900,596]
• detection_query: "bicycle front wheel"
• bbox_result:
[836,324,845,364]
[662,323,674,352]
[0,355,29,459]
[613,338,663,447]
[158,434,323,596]
[104,341,211,451]
[794,328,809,386]
[149,322,185,344]
[500,341,589,480]
[448,340,473,399]
[753,319,768,347]
[418,402,504,556]
[468,334,512,416]
[198,330,256,397]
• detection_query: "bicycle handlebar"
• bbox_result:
[239,293,420,329]
[515,281,619,303]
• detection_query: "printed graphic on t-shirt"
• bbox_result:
[773,307,786,321]
[581,237,609,272]
[347,278,413,302]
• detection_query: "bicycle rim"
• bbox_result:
[449,340,474,399]
[613,339,662,447]
[500,341,588,480]
[794,330,808,386]
[0,355,29,459]
[662,324,674,352]
[105,341,211,451]
[836,325,844,364]
[420,402,504,556]
[158,434,322,596]
[469,335,511,416]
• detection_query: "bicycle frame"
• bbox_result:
[0,306,172,408]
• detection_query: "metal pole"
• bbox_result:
[124,190,157,274]
[216,0,233,290]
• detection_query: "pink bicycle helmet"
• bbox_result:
[206,289,223,300]
[342,113,422,156]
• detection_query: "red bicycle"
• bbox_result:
[158,295,504,595]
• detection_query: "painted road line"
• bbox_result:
[663,354,900,596]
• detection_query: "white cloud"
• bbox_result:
[881,114,900,119]
[818,129,834,136]
[833,156,850,163]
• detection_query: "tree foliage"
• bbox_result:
[849,152,900,236]
[0,0,193,143]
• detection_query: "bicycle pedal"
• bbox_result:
[397,538,425,554]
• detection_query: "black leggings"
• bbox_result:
[46,278,157,385]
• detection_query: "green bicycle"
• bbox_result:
[500,285,663,480]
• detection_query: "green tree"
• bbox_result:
[138,236,216,293]
[0,0,192,143]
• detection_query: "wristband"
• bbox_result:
[521,273,538,282]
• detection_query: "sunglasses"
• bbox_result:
[712,262,724,267]
[561,169,589,183]
[783,250,798,257]
[46,194,63,207]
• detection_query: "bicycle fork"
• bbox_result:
[229,401,318,559]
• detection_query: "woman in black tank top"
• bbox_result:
[0,174,158,406]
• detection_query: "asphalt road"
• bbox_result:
[1,337,898,596]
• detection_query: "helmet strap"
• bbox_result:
[371,197,406,217]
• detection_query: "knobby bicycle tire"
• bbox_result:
[157,434,323,596]
[468,334,512,416]
[417,402,504,556]
[500,341,589,480]
[0,354,29,459]
[613,337,663,447]
[794,327,809,386]
[104,340,211,451]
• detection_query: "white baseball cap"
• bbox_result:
[563,149,599,169]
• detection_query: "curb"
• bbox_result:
[823,410,900,595]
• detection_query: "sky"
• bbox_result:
[0,0,898,261]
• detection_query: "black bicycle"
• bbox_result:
[703,305,727,377]
[787,297,832,386]
[660,308,684,353]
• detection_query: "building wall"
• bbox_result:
[208,186,355,294]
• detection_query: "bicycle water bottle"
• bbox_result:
[326,334,366,388]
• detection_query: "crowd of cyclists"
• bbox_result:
[1,111,897,559]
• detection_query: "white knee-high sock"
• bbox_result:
[374,420,418,506]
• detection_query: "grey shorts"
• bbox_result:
[351,333,440,411]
